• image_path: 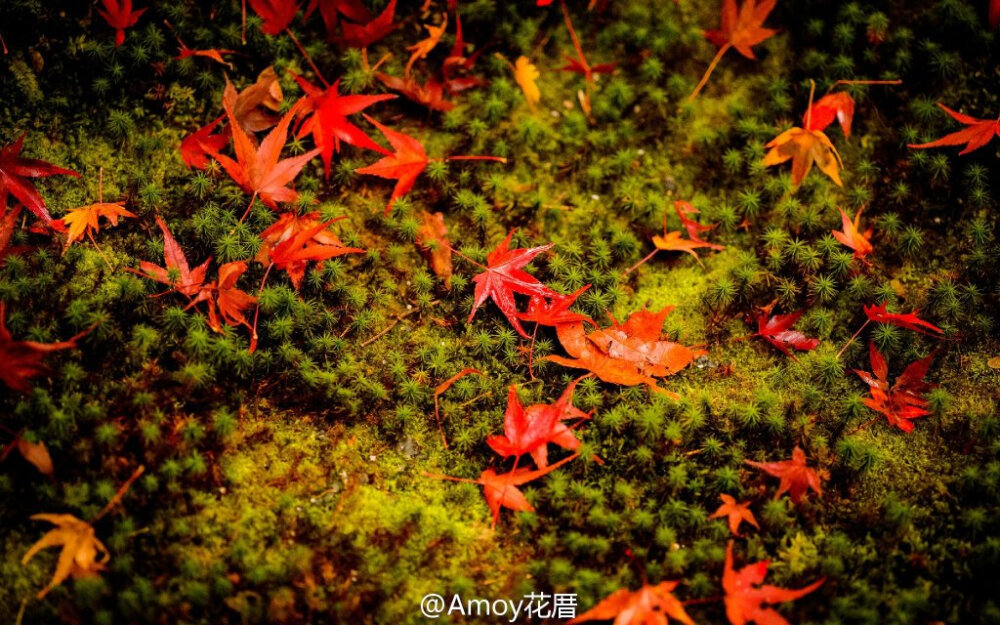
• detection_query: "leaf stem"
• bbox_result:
[805,79,816,130]
[90,465,145,524]
[286,28,329,88]
[622,249,658,276]
[837,318,870,358]
[687,43,731,102]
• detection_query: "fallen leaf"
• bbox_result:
[335,0,397,48]
[97,0,146,47]
[52,201,136,252]
[710,493,759,537]
[0,301,83,393]
[513,56,541,106]
[831,206,872,262]
[180,115,229,170]
[257,212,364,290]
[854,342,935,433]
[222,67,285,134]
[22,514,109,599]
[415,210,452,287]
[249,0,299,35]
[137,215,210,297]
[723,540,824,625]
[908,102,1000,156]
[745,446,824,504]
[570,581,694,625]
[0,134,80,225]
[763,127,843,188]
[863,302,943,336]
[804,92,854,137]
[405,13,448,78]
[755,311,819,359]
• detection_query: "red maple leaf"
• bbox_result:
[854,342,935,433]
[0,205,28,265]
[517,286,594,328]
[256,212,364,290]
[992,0,1000,28]
[290,73,395,178]
[745,446,824,504]
[305,0,371,38]
[356,115,505,215]
[723,541,824,625]
[570,581,694,625]
[187,261,257,335]
[426,453,579,529]
[136,215,210,297]
[375,73,456,112]
[804,92,855,137]
[465,230,558,338]
[710,494,759,537]
[179,116,229,170]
[209,99,321,219]
[174,45,235,68]
[908,103,1000,155]
[0,134,80,225]
[559,1,616,83]
[486,378,591,468]
[548,307,705,395]
[863,302,943,336]
[831,206,872,262]
[755,311,820,359]
[249,0,299,35]
[97,0,147,47]
[335,0,397,48]
[0,301,87,393]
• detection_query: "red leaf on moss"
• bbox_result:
[0,301,84,393]
[704,0,778,59]
[517,286,594,328]
[256,212,363,290]
[97,0,146,47]
[187,261,257,335]
[723,541,824,625]
[415,210,452,287]
[249,0,299,35]
[0,134,80,225]
[710,494,759,537]
[863,301,943,336]
[466,230,558,338]
[305,0,371,38]
[908,103,1000,155]
[755,311,820,359]
[138,215,210,297]
[375,73,456,112]
[180,116,229,170]
[831,206,873,262]
[334,0,397,48]
[745,446,824,504]
[804,92,855,137]
[291,73,395,178]
[854,342,935,433]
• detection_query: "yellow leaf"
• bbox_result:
[22,514,109,599]
[513,56,540,106]
[58,201,136,251]
[987,356,1000,369]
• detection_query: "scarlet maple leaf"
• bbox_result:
[180,116,229,170]
[415,210,452,287]
[804,92,855,137]
[335,0,397,48]
[249,0,299,35]
[209,99,321,218]
[763,127,843,188]
[187,261,257,335]
[375,73,456,112]
[745,446,824,504]
[0,301,86,393]
[547,307,705,395]
[0,134,80,225]
[305,0,371,38]
[52,201,136,252]
[174,42,235,68]
[908,103,1000,155]
[863,302,943,336]
[97,0,147,47]
[0,204,28,265]
[723,541,824,625]
[465,230,558,338]
[831,206,872,262]
[570,581,695,625]
[137,215,210,297]
[426,453,578,529]
[222,68,285,134]
[256,212,364,290]
[710,494,759,537]
[517,286,594,328]
[487,379,591,468]
[356,115,505,214]
[290,73,395,178]
[755,311,819,359]
[854,342,934,433]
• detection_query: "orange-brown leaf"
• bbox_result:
[763,127,843,188]
[22,514,109,599]
[571,581,694,625]
[415,210,452,287]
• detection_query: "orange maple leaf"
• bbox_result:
[256,212,364,290]
[690,0,777,100]
[415,210,452,287]
[763,127,843,188]
[547,307,704,396]
[745,446,824,504]
[405,13,448,78]
[709,494,759,537]
[187,261,257,335]
[209,99,321,220]
[831,206,872,262]
[53,201,135,252]
[570,581,695,625]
